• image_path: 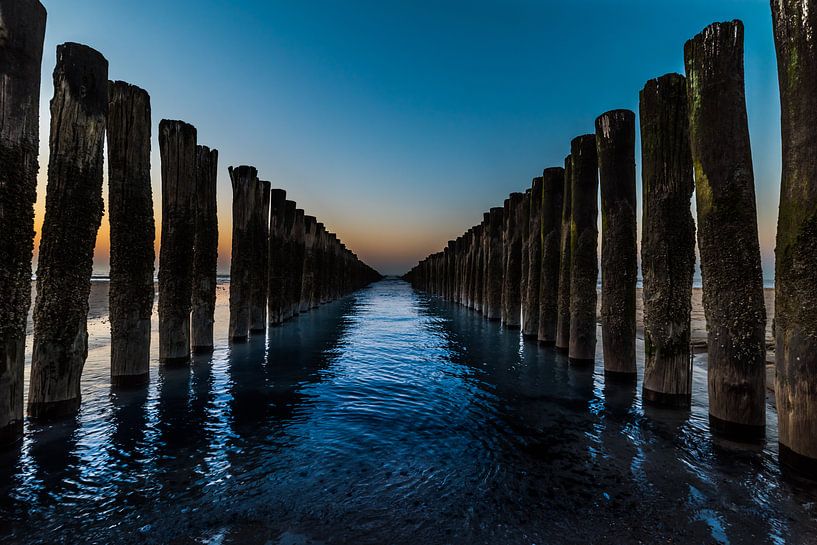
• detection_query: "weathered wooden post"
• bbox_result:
[474,215,488,313]
[28,43,108,418]
[267,189,287,325]
[191,146,219,353]
[502,193,525,328]
[555,157,574,352]
[108,82,155,384]
[445,241,455,302]
[479,213,491,316]
[289,209,306,318]
[520,189,532,330]
[524,178,544,338]
[228,166,258,341]
[640,74,696,408]
[568,135,599,365]
[685,20,766,440]
[772,0,817,474]
[486,208,504,320]
[313,222,327,308]
[300,215,317,313]
[280,200,297,320]
[596,110,637,379]
[249,180,270,332]
[158,120,198,362]
[0,0,47,440]
[538,167,564,345]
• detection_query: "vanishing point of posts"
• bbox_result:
[405,2,817,480]
[0,0,380,445]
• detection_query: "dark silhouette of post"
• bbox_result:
[502,193,524,328]
[108,81,155,385]
[280,200,297,321]
[191,146,219,353]
[157,120,197,363]
[597,110,637,379]
[485,209,504,320]
[300,215,317,313]
[685,20,766,441]
[555,157,573,351]
[568,135,599,365]
[228,166,258,341]
[640,74,696,409]
[289,209,306,319]
[772,0,817,475]
[267,189,287,325]
[524,178,544,337]
[28,43,108,419]
[249,180,270,332]
[520,190,531,325]
[0,0,47,443]
[538,167,565,345]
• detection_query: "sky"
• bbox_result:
[32,0,781,277]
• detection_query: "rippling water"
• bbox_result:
[1,278,816,544]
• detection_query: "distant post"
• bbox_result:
[191,146,219,353]
[640,74,696,408]
[596,110,637,378]
[108,81,155,384]
[28,43,108,418]
[0,0,47,442]
[685,20,766,440]
[538,167,565,345]
[568,135,599,364]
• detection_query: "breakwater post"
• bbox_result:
[524,178,544,338]
[555,157,573,352]
[249,180,270,333]
[501,193,525,328]
[538,168,565,345]
[191,146,219,353]
[228,165,259,342]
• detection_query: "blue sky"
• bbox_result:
[35,0,781,276]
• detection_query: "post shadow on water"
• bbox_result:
[0,279,815,544]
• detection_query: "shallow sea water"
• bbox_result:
[1,278,816,544]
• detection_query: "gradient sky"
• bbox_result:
[33,0,781,276]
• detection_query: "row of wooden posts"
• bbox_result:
[0,0,380,446]
[405,8,817,479]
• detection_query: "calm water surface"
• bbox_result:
[1,278,816,544]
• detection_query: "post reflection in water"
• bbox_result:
[0,278,815,544]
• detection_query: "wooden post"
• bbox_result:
[524,178,544,337]
[313,222,326,308]
[772,0,817,475]
[538,167,564,345]
[28,43,108,419]
[555,156,573,351]
[289,209,306,318]
[485,208,504,320]
[300,215,317,313]
[108,81,155,385]
[249,180,270,332]
[520,189,532,330]
[191,146,219,353]
[568,135,599,365]
[0,0,47,442]
[502,193,524,328]
[597,110,637,379]
[685,21,766,441]
[474,214,489,314]
[280,200,297,321]
[267,189,287,325]
[158,120,197,362]
[640,74,696,409]
[228,165,258,341]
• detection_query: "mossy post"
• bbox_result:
[267,189,287,325]
[191,146,219,353]
[685,20,766,441]
[596,110,637,379]
[501,193,524,328]
[157,120,197,363]
[486,208,504,320]
[640,74,696,409]
[772,0,817,476]
[108,82,155,385]
[249,180,270,333]
[228,166,259,341]
[0,0,47,443]
[28,43,108,419]
[538,167,565,345]
[555,157,573,351]
[524,178,544,337]
[568,135,599,365]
